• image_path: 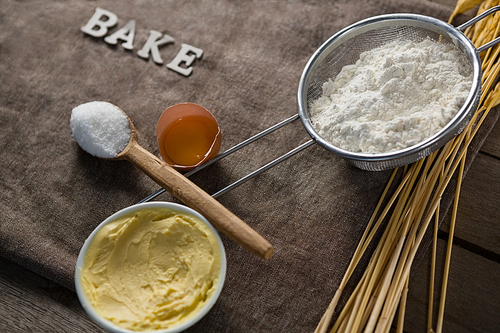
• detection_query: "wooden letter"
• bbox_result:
[104,20,136,50]
[166,44,203,76]
[137,30,174,65]
[81,8,118,38]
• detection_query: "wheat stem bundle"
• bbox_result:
[315,1,500,332]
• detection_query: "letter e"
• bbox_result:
[81,8,118,38]
[166,44,203,76]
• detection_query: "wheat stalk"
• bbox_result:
[315,1,500,332]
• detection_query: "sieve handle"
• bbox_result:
[457,5,500,53]
[139,114,300,203]
[211,139,315,199]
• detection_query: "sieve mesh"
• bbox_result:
[306,25,459,114]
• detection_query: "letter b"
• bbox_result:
[81,8,118,38]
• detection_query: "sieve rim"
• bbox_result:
[297,13,482,170]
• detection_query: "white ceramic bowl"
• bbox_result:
[75,202,227,333]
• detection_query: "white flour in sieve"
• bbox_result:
[70,101,131,158]
[309,38,473,154]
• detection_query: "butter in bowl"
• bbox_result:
[75,202,226,332]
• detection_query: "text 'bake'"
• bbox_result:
[81,8,203,76]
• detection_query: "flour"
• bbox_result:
[309,38,473,154]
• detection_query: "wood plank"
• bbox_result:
[439,153,500,255]
[0,256,105,333]
[481,115,500,158]
[404,239,500,333]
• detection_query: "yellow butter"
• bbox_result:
[80,208,222,331]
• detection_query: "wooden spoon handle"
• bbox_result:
[124,141,274,259]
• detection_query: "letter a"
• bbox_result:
[104,20,136,50]
[81,8,118,38]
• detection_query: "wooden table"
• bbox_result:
[402,118,500,331]
[1,1,499,332]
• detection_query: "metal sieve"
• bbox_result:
[298,7,500,171]
[141,7,500,202]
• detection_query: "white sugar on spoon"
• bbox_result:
[70,101,131,158]
[69,101,273,259]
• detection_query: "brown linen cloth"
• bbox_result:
[1,0,498,332]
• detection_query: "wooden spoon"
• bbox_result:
[114,109,274,259]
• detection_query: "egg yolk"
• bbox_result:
[163,119,214,166]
